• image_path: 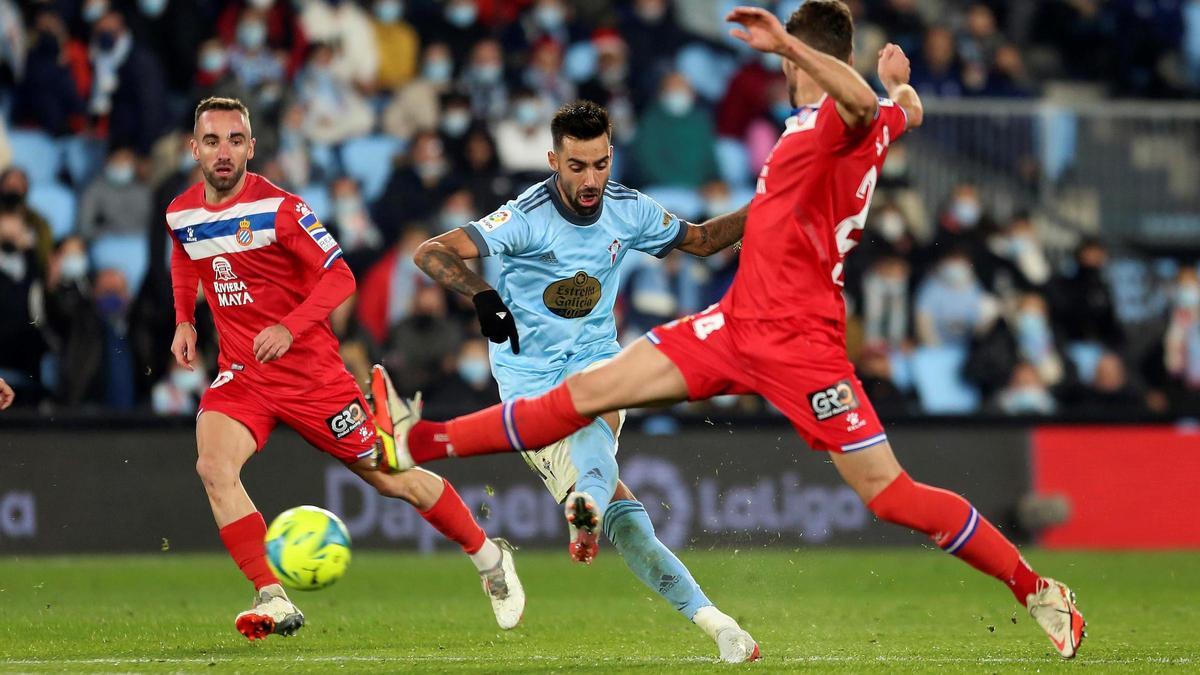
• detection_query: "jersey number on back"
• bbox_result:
[831,166,878,287]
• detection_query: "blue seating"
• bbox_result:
[296,184,332,225]
[8,129,61,184]
[675,43,737,102]
[888,349,914,392]
[27,182,76,239]
[1066,341,1105,385]
[563,42,597,83]
[911,344,980,414]
[61,136,106,187]
[91,234,149,291]
[715,137,752,188]
[339,135,401,203]
[641,185,704,221]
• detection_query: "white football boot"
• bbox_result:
[234,584,305,640]
[1027,577,1086,659]
[478,538,525,630]
[693,606,761,663]
[564,491,601,564]
[369,364,421,473]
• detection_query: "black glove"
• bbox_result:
[472,289,520,354]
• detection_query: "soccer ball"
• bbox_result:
[264,506,352,591]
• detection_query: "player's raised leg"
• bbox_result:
[398,337,690,468]
[831,441,1086,658]
[195,411,303,640]
[603,481,760,662]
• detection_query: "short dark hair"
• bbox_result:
[194,96,251,129]
[550,100,611,148]
[786,0,854,63]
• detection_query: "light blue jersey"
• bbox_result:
[463,175,687,399]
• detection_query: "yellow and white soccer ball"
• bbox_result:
[264,506,352,591]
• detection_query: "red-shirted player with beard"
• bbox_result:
[376,4,1086,659]
[168,97,524,640]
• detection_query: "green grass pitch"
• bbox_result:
[1,549,1196,673]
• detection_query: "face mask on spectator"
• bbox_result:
[446,3,477,27]
[415,159,447,181]
[534,4,565,30]
[95,30,119,52]
[237,21,267,50]
[83,0,109,23]
[441,109,472,138]
[513,100,540,126]
[375,0,403,23]
[171,368,204,392]
[139,0,168,18]
[106,162,135,186]
[458,357,490,387]
[334,196,363,221]
[249,0,275,8]
[472,63,502,84]
[440,208,473,232]
[1017,311,1048,338]
[939,261,972,287]
[0,249,25,282]
[1178,285,1200,309]
[599,63,627,87]
[661,90,694,116]
[423,58,452,83]
[199,48,227,74]
[705,196,732,217]
[1002,386,1053,414]
[951,197,981,228]
[96,292,127,317]
[60,253,89,281]
[878,211,905,242]
[0,190,23,210]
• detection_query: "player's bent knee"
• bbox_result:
[195,453,239,486]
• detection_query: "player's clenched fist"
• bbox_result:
[171,321,198,371]
[877,43,911,91]
[472,289,521,354]
[726,6,791,55]
[253,323,294,363]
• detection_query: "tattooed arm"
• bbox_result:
[413,228,492,297]
[675,203,750,257]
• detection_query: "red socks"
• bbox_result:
[219,512,279,590]
[419,479,486,554]
[409,383,592,463]
[869,472,1041,606]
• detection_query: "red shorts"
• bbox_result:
[198,368,378,463]
[647,303,887,453]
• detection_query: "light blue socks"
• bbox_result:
[603,499,713,619]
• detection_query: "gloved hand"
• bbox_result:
[472,289,520,354]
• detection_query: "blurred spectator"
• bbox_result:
[1163,267,1200,397]
[915,251,995,347]
[911,25,963,98]
[495,88,554,174]
[1030,0,1113,83]
[857,343,917,417]
[92,267,137,409]
[276,103,312,187]
[381,284,462,394]
[861,255,912,350]
[744,78,792,170]
[77,147,154,239]
[371,0,420,92]
[979,43,1033,97]
[0,207,46,405]
[42,236,98,406]
[228,7,287,93]
[716,53,785,141]
[987,211,1050,288]
[1049,239,1123,348]
[1068,351,1146,417]
[435,189,478,234]
[522,37,574,109]
[88,10,169,155]
[967,291,1069,398]
[0,117,8,169]
[461,38,509,122]
[329,294,372,387]
[630,72,718,188]
[431,0,490,63]
[294,43,374,146]
[383,41,453,141]
[12,9,87,136]
[0,0,23,90]
[374,131,457,227]
[357,227,433,344]
[0,168,54,276]
[872,0,925,56]
[620,0,690,106]
[917,183,1023,295]
[297,0,378,88]
[427,339,501,413]
[126,0,210,95]
[328,176,384,273]
[577,31,636,143]
[151,359,207,415]
[994,361,1057,415]
[215,0,307,79]
[438,92,475,163]
[459,127,512,212]
[958,4,1002,71]
[504,0,576,56]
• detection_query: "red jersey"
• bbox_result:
[167,173,356,395]
[724,95,908,322]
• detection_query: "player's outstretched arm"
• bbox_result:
[727,6,877,128]
[414,229,520,354]
[676,203,750,257]
[877,43,923,129]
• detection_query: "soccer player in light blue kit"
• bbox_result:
[414,101,758,662]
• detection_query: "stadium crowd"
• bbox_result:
[0,0,1198,421]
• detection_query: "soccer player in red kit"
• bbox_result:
[169,97,524,640]
[377,4,1086,659]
